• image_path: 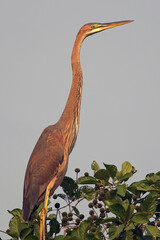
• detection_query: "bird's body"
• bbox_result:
[22,20,133,239]
[23,26,84,221]
[23,125,67,220]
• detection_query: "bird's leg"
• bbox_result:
[40,187,51,240]
[40,209,45,240]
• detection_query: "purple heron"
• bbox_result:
[23,20,133,239]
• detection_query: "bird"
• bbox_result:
[23,20,133,239]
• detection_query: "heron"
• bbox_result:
[23,20,133,239]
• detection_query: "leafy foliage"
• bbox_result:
[2,161,160,239]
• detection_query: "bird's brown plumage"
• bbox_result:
[23,125,67,220]
[23,20,133,222]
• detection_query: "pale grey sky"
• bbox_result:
[1,1,160,238]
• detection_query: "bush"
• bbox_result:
[2,161,160,240]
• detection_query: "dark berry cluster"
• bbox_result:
[87,189,110,222]
[61,211,84,228]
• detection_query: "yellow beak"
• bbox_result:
[99,20,134,31]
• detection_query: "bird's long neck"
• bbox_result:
[58,31,85,154]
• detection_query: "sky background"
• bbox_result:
[1,1,160,238]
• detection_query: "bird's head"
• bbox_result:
[79,20,133,39]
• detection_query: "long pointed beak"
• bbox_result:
[100,20,134,31]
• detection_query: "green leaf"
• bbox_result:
[131,213,150,224]
[146,173,160,183]
[135,180,159,192]
[116,184,126,197]
[122,199,129,212]
[96,217,118,224]
[7,208,22,217]
[54,236,65,240]
[141,195,156,214]
[116,162,135,182]
[25,236,38,240]
[125,222,135,231]
[57,193,67,201]
[91,160,100,172]
[105,192,123,206]
[72,206,80,215]
[145,225,160,238]
[86,232,104,240]
[65,220,92,240]
[49,218,60,235]
[109,224,124,240]
[103,163,117,178]
[77,176,98,184]
[127,182,142,196]
[94,169,109,181]
[47,213,56,220]
[20,228,32,240]
[105,189,117,201]
[33,221,40,238]
[155,180,160,188]
[8,216,21,237]
[65,236,80,240]
[61,176,78,198]
[126,204,135,221]
[64,221,103,240]
[117,172,134,182]
[8,209,23,220]
[109,204,126,220]
[121,161,134,175]
[149,191,160,199]
[79,186,95,200]
[126,230,133,240]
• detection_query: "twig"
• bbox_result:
[0,230,8,235]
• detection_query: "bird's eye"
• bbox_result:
[91,24,100,29]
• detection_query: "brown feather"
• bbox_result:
[23,125,65,220]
